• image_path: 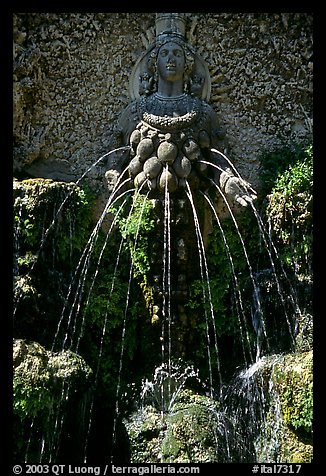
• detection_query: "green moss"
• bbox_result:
[272,351,313,438]
[13,178,96,346]
[14,178,93,262]
[13,339,93,461]
[264,145,313,278]
[108,193,158,325]
[13,339,93,421]
[250,351,313,463]
[256,401,313,463]
[279,426,313,463]
[162,391,220,463]
[125,389,222,463]
[124,405,166,463]
[183,207,262,371]
[110,193,156,280]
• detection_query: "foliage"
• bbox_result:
[272,351,313,437]
[271,145,312,198]
[265,144,313,276]
[258,142,312,196]
[109,193,156,281]
[13,178,93,263]
[13,379,53,420]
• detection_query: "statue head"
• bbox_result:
[129,13,211,101]
[146,38,195,93]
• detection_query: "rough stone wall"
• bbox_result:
[13,12,313,193]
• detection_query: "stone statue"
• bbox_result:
[106,13,256,208]
[105,13,257,356]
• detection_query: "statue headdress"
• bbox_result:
[155,13,186,43]
[129,13,211,101]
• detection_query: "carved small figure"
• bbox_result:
[139,72,154,96]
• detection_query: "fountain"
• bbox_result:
[13,13,313,465]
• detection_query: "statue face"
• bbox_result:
[157,41,185,83]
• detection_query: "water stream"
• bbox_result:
[202,190,254,366]
[110,184,153,459]
[162,165,172,414]
[201,157,301,354]
[13,147,131,320]
[185,182,222,397]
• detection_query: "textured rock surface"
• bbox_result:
[13,339,93,461]
[124,389,235,463]
[13,339,93,395]
[13,13,312,194]
[247,351,313,463]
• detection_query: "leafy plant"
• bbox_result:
[110,194,156,281]
[258,142,311,196]
[265,144,313,276]
[272,144,312,198]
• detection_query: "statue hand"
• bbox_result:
[220,170,257,207]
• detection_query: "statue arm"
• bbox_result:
[203,105,257,207]
[219,168,257,207]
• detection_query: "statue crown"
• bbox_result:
[155,13,186,42]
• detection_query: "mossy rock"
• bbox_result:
[13,338,93,462]
[161,390,221,463]
[278,426,313,463]
[256,402,313,464]
[13,177,92,259]
[124,405,167,463]
[272,350,313,438]
[13,338,93,420]
[124,389,236,463]
[254,350,313,463]
[13,178,93,343]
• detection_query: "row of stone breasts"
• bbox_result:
[128,123,210,192]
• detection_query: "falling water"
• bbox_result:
[71,192,134,461]
[198,159,269,358]
[70,186,134,353]
[14,139,311,463]
[18,151,133,463]
[221,353,287,462]
[22,162,149,463]
[50,167,133,353]
[210,148,257,196]
[161,165,172,415]
[77,186,145,461]
[185,181,223,398]
[202,190,255,366]
[249,202,302,341]
[201,156,301,353]
[110,184,153,461]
